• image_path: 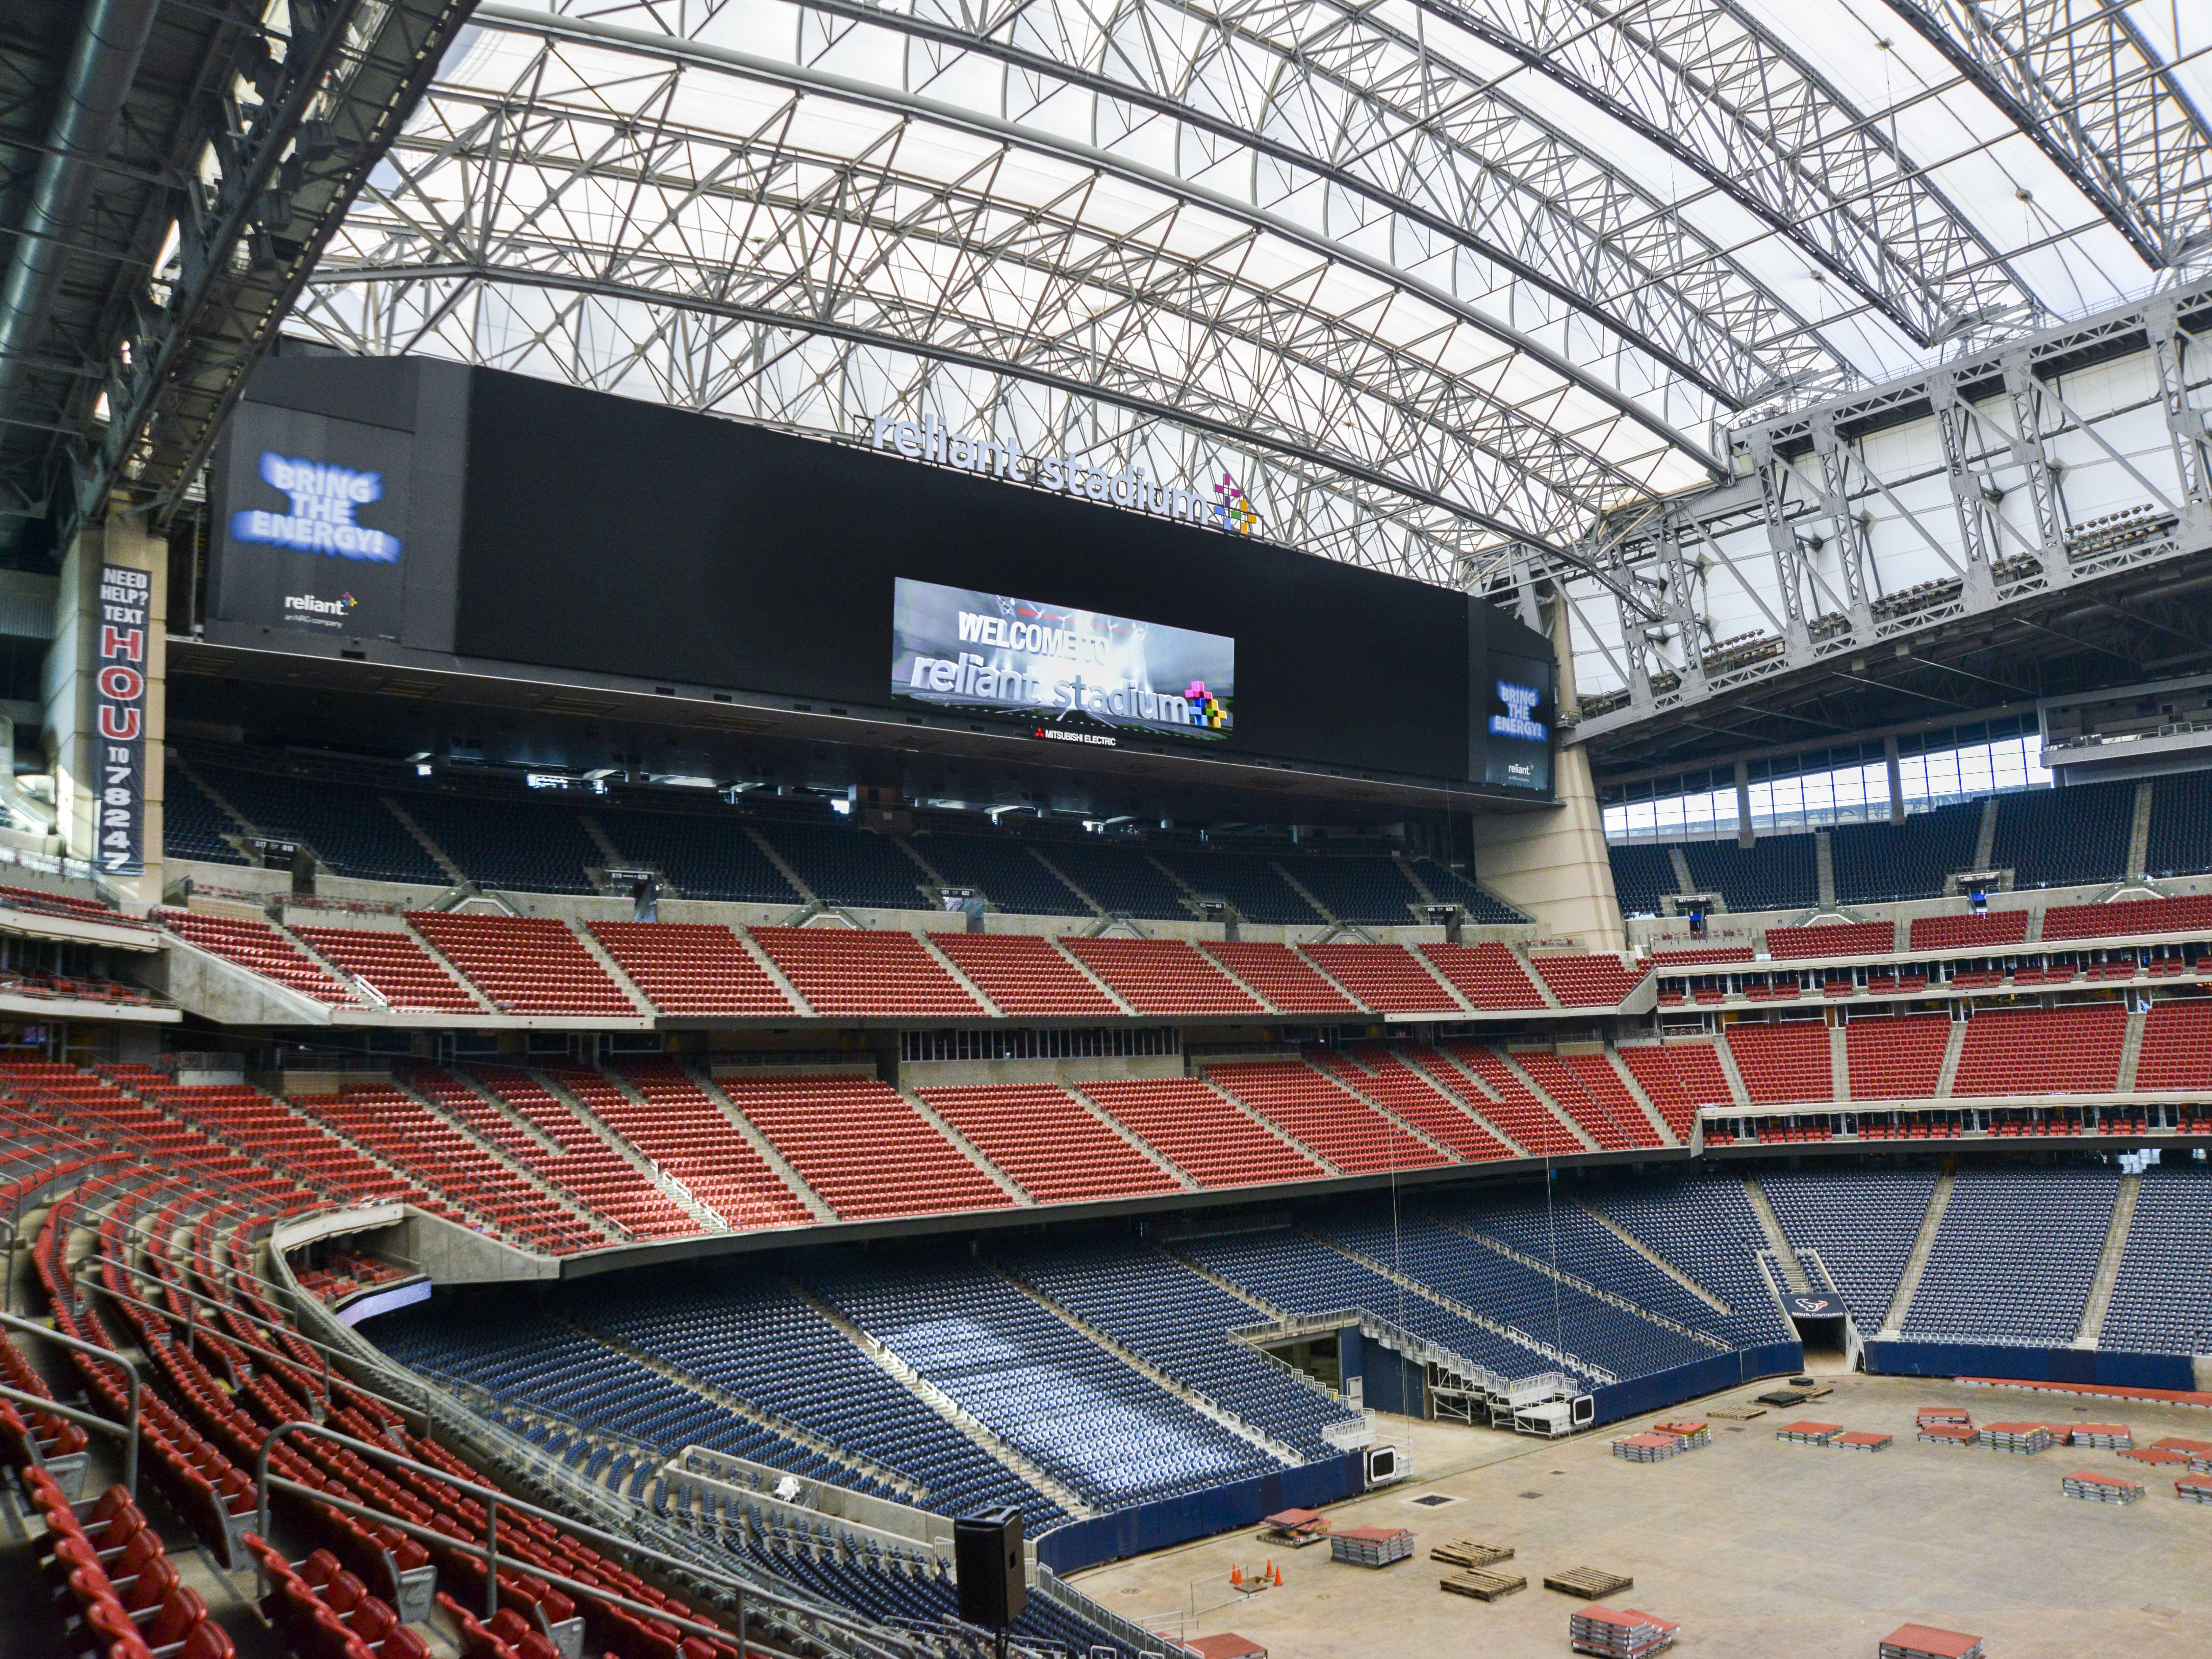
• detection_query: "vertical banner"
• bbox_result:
[94,564,151,877]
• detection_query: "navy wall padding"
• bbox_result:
[1363,1344,1427,1419]
[1862,1340,2197,1392]
[1035,1453,1366,1572]
[1585,1342,1804,1427]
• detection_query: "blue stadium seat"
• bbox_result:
[163,763,249,866]
[910,832,1092,916]
[1677,835,1818,913]
[1987,780,2134,890]
[1829,801,1982,904]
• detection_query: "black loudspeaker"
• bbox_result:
[954,1507,1026,1629]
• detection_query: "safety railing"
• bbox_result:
[0,1306,138,1494]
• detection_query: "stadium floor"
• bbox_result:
[1069,1368,2212,1658]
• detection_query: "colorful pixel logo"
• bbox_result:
[1211,470,1261,537]
[1185,679,1228,730]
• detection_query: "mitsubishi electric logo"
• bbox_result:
[870,412,1264,538]
[1490,680,1548,742]
[232,453,403,562]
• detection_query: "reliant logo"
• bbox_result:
[1489,680,1548,742]
[282,591,358,629]
[232,453,402,562]
[870,412,1263,538]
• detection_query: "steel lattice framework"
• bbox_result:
[280,0,2212,627]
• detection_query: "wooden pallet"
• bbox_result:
[1544,1566,1634,1600]
[1440,1568,1526,1602]
[1431,1540,1514,1569]
[1706,1404,1766,1420]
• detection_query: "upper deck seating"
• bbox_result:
[918,1085,1180,1203]
[929,931,1122,1017]
[1418,943,1545,1009]
[1988,779,2134,890]
[409,913,638,1016]
[1077,1079,1324,1189]
[293,925,480,1012]
[589,803,800,904]
[721,1075,1011,1219]
[912,834,1090,917]
[1678,834,1817,912]
[1204,1061,1448,1174]
[1033,840,1192,920]
[1278,854,1423,924]
[1830,800,1982,904]
[1149,849,1322,924]
[1199,941,1361,1015]
[163,764,248,865]
[1299,943,1460,1013]
[752,820,931,910]
[401,792,603,894]
[195,762,448,886]
[746,927,982,1018]
[1606,843,1679,916]
[1058,936,1265,1016]
[587,921,795,1016]
[156,910,355,1004]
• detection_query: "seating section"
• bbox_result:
[1988,778,2135,889]
[1606,842,1679,916]
[2040,893,2212,942]
[1412,859,1527,924]
[134,1076,430,1210]
[1200,940,1361,1015]
[1616,1044,1733,1141]
[1300,942,1460,1013]
[586,1059,814,1229]
[1764,920,1895,960]
[1908,909,2030,951]
[1903,1167,2120,1343]
[2145,768,2212,878]
[1529,952,1647,1006]
[1584,1172,1794,1343]
[1419,942,1545,1009]
[2099,1167,2212,1355]
[746,926,982,1018]
[1433,1043,1584,1154]
[1646,944,1754,966]
[722,1075,1013,1218]
[1830,800,1983,904]
[754,820,932,910]
[1510,1052,1653,1150]
[1150,849,1322,924]
[1078,1078,1324,1188]
[1280,854,1423,924]
[930,930,1123,1016]
[405,1064,699,1240]
[293,925,481,1012]
[998,1239,1363,1458]
[1678,834,1818,912]
[410,912,638,1016]
[1033,840,1192,919]
[919,1084,1181,1203]
[1328,1047,1511,1162]
[1951,1003,2127,1095]
[1724,1021,1833,1105]
[1059,936,1265,1016]
[1843,1014,1953,1101]
[156,909,355,1004]
[30,1470,239,1659]
[0,883,151,930]
[401,792,603,894]
[909,833,1090,916]
[1760,1167,1940,1334]
[587,920,796,1016]
[296,1084,603,1253]
[1205,1061,1449,1173]
[163,763,249,865]
[194,761,449,887]
[586,802,801,904]
[2135,1000,2212,1091]
[810,1254,1278,1506]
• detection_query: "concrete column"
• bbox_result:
[46,512,164,908]
[1735,760,1754,848]
[1884,734,1905,825]
[1469,589,1626,950]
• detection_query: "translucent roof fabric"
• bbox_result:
[297,0,2212,583]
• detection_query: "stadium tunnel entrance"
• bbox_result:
[1780,1291,1854,1371]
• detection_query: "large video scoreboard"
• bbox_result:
[209,354,1554,800]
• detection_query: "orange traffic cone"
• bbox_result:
[1272,1562,1283,1587]
[1230,1565,1243,1586]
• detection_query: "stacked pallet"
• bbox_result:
[1569,1605,1677,1657]
[2117,1447,2191,1473]
[1776,1420,1842,1445]
[1259,1508,1331,1547]
[1917,1423,1978,1447]
[2176,1477,2212,1505]
[2067,1422,2132,1449]
[1830,1431,1892,1453]
[1652,1420,1711,1448]
[1879,1625,1984,1659]
[1431,1540,1514,1569]
[1916,1407,1971,1427]
[1982,1422,2054,1455]
[2152,1436,2212,1473]
[2063,1469,2144,1505]
[1612,1431,1688,1463]
[1330,1527,1414,1567]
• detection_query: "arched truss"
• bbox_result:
[291,0,2212,597]
[295,7,1715,575]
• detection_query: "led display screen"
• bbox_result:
[892,579,1233,746]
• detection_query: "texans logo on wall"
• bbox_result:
[1785,1294,1845,1317]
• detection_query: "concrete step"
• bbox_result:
[1740,1176,1813,1293]
[1934,1017,1966,1098]
[2073,1172,2142,1349]
[1878,1166,1956,1337]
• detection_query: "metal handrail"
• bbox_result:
[253,1422,924,1659]
[0,1306,138,1494]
